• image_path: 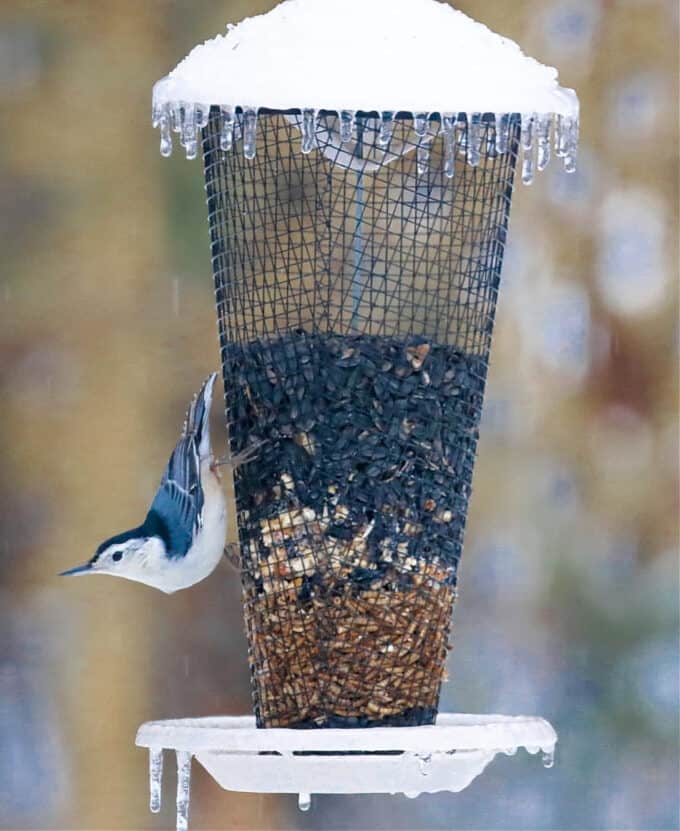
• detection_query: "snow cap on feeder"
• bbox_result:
[152,0,579,182]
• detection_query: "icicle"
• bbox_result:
[496,113,510,155]
[414,113,430,175]
[521,113,536,152]
[414,112,428,140]
[220,106,234,152]
[542,748,555,769]
[521,114,536,185]
[564,118,579,173]
[298,793,311,811]
[555,114,568,158]
[195,103,209,129]
[456,119,467,157]
[159,107,172,158]
[152,100,163,129]
[301,108,317,154]
[175,751,192,831]
[171,103,183,134]
[181,102,198,160]
[378,112,393,149]
[404,791,421,799]
[149,748,163,813]
[537,115,552,171]
[417,143,431,175]
[442,113,456,179]
[467,112,482,166]
[340,110,355,143]
[243,108,258,160]
[486,116,497,157]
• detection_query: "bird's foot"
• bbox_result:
[223,543,241,572]
[213,441,264,471]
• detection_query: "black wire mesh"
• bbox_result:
[202,110,519,728]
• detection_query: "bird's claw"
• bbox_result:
[223,543,241,571]
[214,440,264,470]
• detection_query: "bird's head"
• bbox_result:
[60,528,165,584]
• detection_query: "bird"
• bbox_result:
[60,373,250,593]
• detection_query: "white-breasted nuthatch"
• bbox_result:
[61,373,245,593]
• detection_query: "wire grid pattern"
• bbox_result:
[203,110,519,728]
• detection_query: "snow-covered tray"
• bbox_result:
[136,713,557,829]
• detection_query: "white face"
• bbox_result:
[61,536,168,589]
[92,538,148,576]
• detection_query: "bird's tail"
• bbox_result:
[183,372,218,459]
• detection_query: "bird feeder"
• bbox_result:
[141,0,578,824]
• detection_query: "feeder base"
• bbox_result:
[135,713,557,830]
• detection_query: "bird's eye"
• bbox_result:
[112,551,123,562]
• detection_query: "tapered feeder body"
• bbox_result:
[153,0,580,729]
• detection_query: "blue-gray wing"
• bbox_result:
[147,436,204,559]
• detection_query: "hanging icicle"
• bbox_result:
[442,113,456,179]
[413,112,430,175]
[149,748,163,813]
[467,112,483,167]
[243,107,258,160]
[151,97,579,181]
[220,106,234,152]
[378,111,394,149]
[301,108,317,154]
[340,110,355,143]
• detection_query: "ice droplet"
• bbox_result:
[340,110,355,143]
[149,748,163,813]
[378,111,393,149]
[176,751,192,831]
[442,113,456,179]
[298,792,312,811]
[243,108,258,160]
[301,108,317,154]
[537,115,552,171]
[542,749,555,769]
[467,112,482,166]
[496,113,510,155]
[220,106,234,152]
[417,753,432,776]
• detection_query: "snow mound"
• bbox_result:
[154,0,577,116]
[151,0,579,178]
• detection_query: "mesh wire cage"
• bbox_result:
[200,110,521,728]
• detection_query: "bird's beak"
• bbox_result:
[59,562,93,577]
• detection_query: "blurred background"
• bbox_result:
[0,1,678,829]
